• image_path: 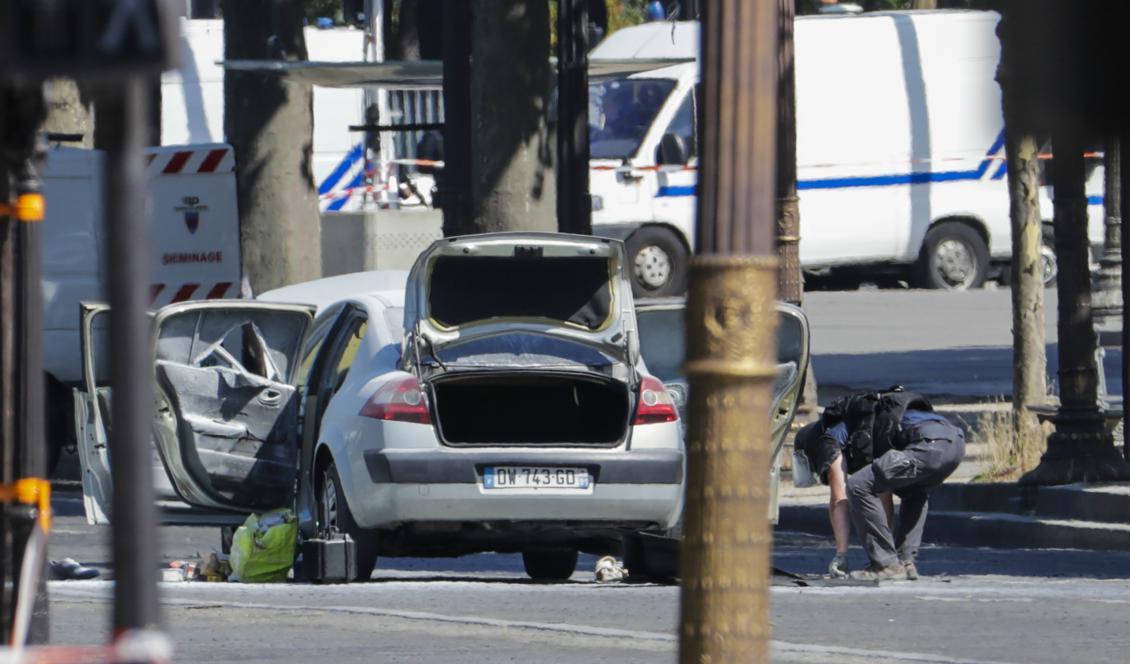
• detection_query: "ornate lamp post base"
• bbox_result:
[1020,411,1130,485]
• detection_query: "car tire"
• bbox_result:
[915,222,989,290]
[522,549,578,581]
[625,226,688,298]
[318,461,379,582]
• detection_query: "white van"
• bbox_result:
[42,144,242,463]
[588,11,1104,295]
[162,19,370,213]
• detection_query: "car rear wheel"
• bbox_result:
[522,549,578,581]
[626,226,688,298]
[916,222,989,290]
[318,461,379,581]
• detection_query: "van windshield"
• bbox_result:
[589,78,676,160]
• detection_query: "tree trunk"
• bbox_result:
[468,0,555,233]
[1003,127,1048,467]
[223,0,321,294]
[997,5,1049,475]
[1092,138,1122,322]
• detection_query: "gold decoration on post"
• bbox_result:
[680,254,779,664]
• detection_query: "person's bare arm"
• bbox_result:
[827,454,851,555]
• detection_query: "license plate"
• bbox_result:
[482,466,591,491]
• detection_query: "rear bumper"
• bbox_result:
[363,448,683,485]
[352,447,684,530]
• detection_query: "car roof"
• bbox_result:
[258,270,408,313]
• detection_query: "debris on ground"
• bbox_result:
[594,555,627,583]
[199,552,231,582]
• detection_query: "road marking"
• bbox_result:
[50,585,1014,663]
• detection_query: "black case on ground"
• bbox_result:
[301,534,357,583]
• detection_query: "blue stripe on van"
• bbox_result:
[1089,195,1104,206]
[318,144,364,196]
[655,130,1010,197]
[657,185,697,197]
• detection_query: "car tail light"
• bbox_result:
[633,376,678,425]
[359,375,431,424]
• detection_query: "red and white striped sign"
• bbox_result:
[145,146,235,178]
[150,282,235,306]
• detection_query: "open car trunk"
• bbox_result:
[431,372,631,447]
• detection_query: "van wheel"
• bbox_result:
[626,227,688,298]
[1041,225,1058,287]
[318,461,379,581]
[522,549,578,581]
[916,222,989,290]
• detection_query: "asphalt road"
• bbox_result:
[804,287,1123,403]
[43,494,1130,664]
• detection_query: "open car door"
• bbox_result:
[75,301,314,524]
[634,298,810,524]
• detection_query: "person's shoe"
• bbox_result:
[902,559,919,581]
[49,558,100,580]
[849,561,908,581]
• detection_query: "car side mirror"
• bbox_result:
[657,132,689,166]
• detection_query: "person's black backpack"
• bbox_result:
[820,386,934,472]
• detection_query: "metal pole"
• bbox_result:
[556,0,591,235]
[441,0,472,237]
[101,78,161,635]
[1022,128,1130,484]
[679,0,778,661]
[13,140,49,645]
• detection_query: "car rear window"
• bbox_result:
[428,256,612,329]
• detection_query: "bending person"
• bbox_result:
[794,420,894,578]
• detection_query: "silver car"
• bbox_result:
[75,232,684,581]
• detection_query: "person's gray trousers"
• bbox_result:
[847,419,966,568]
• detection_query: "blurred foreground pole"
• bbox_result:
[101,79,162,635]
[440,0,472,237]
[679,1,778,662]
[996,8,1048,471]
[0,81,49,645]
[556,0,591,235]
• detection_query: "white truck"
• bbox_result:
[587,11,1104,296]
[43,143,243,465]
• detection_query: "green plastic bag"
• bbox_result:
[229,508,298,583]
